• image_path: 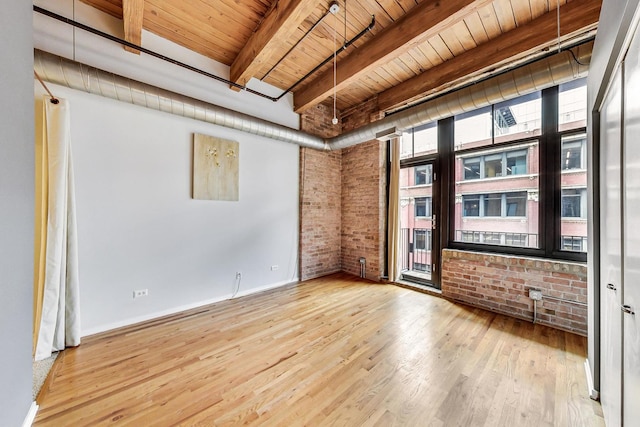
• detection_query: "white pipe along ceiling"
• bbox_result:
[33,42,592,151]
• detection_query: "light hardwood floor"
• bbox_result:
[35,273,604,426]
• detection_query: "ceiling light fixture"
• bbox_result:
[330,1,340,126]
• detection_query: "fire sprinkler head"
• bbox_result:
[329,1,340,14]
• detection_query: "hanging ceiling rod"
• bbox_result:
[33,5,374,105]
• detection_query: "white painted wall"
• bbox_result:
[1,2,35,426]
[33,0,299,129]
[36,83,300,336]
[32,0,303,336]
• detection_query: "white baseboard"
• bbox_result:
[22,402,38,427]
[584,358,600,401]
[81,278,298,337]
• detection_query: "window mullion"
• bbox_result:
[541,86,559,257]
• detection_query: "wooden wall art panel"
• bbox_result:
[193,133,239,201]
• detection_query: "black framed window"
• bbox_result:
[446,80,587,261]
[399,79,587,263]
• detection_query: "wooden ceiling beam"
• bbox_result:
[378,0,602,111]
[293,0,493,113]
[230,0,319,90]
[122,0,145,54]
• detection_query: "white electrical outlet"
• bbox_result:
[133,289,149,299]
[271,265,279,271]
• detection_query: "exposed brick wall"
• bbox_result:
[441,249,588,335]
[299,104,341,138]
[342,96,384,133]
[341,140,386,281]
[299,148,342,281]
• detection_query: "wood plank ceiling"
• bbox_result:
[80,0,601,119]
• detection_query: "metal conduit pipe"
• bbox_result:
[33,49,328,151]
[325,41,593,150]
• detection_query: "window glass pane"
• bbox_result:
[560,132,587,252]
[401,122,437,159]
[559,78,587,131]
[561,190,582,217]
[454,106,492,151]
[414,122,438,156]
[484,154,503,178]
[506,192,526,216]
[484,193,502,216]
[414,230,432,250]
[400,164,433,278]
[413,263,431,272]
[506,150,527,175]
[506,233,528,246]
[400,130,413,159]
[414,165,432,185]
[414,230,425,249]
[561,134,586,170]
[462,231,480,242]
[493,92,542,144]
[455,143,539,248]
[562,237,586,251]
[463,158,481,180]
[483,232,502,245]
[415,197,431,217]
[463,195,480,216]
[458,143,534,181]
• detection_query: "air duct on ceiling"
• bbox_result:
[33,49,328,151]
[34,42,592,152]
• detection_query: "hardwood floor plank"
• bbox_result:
[35,273,604,426]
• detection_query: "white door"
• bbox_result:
[600,66,623,427]
[623,30,640,425]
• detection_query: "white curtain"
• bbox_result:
[34,96,81,361]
